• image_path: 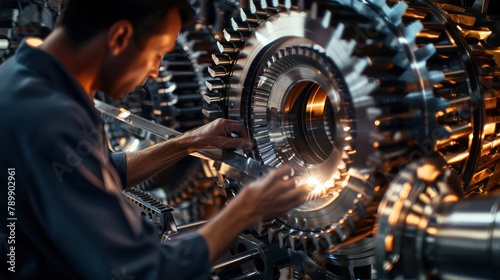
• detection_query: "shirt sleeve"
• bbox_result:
[17,105,211,280]
[109,152,127,187]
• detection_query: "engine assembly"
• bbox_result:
[4,0,497,279]
[197,0,500,278]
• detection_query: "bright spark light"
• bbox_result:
[305,176,336,201]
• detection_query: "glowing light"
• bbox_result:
[118,108,131,119]
[305,176,337,201]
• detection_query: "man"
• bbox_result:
[0,0,309,279]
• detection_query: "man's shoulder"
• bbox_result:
[0,71,92,140]
[1,58,86,114]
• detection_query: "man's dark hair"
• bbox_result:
[58,0,194,47]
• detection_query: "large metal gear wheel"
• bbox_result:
[203,0,449,255]
[402,0,500,192]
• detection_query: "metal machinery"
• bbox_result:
[100,0,500,279]
[0,0,59,62]
[102,0,500,278]
[197,0,500,279]
[2,0,499,279]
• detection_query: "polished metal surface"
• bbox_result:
[11,0,497,278]
[95,99,182,139]
[375,156,500,279]
[375,156,463,279]
[404,0,500,191]
[427,195,500,279]
[202,0,452,257]
[194,0,500,278]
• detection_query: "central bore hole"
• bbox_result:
[284,81,335,165]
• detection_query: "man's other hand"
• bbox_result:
[182,118,254,151]
[235,165,310,224]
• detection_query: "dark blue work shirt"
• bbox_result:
[0,39,210,279]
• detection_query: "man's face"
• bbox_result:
[102,7,182,99]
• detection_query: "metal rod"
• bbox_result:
[427,196,500,279]
[95,99,182,139]
[213,249,261,271]
[230,271,260,280]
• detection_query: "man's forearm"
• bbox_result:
[125,137,191,187]
[197,191,257,264]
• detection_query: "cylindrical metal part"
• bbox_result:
[213,249,261,272]
[231,271,260,280]
[426,195,500,279]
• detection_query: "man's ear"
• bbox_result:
[107,20,134,56]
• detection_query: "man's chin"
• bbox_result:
[107,90,131,100]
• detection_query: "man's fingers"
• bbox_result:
[222,119,249,139]
[267,165,295,183]
[221,138,254,151]
[273,185,309,211]
[261,186,309,219]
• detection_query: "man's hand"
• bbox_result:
[198,165,309,263]
[235,165,310,224]
[182,118,254,151]
[125,118,253,187]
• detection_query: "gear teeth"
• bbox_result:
[268,226,283,242]
[223,30,244,42]
[388,1,408,26]
[367,0,387,8]
[346,72,376,98]
[289,235,302,251]
[208,66,229,78]
[248,0,257,13]
[257,220,275,236]
[278,231,292,248]
[239,8,259,24]
[334,223,348,242]
[203,92,224,104]
[217,41,239,54]
[202,107,222,119]
[311,234,322,252]
[428,70,447,85]
[354,57,371,74]
[230,18,251,32]
[404,21,424,44]
[354,200,367,219]
[333,22,345,40]
[205,79,226,91]
[415,44,437,64]
[212,53,234,66]
[257,0,267,9]
[322,10,332,28]
[341,37,356,55]
[310,2,318,20]
[297,0,305,10]
[200,0,455,259]
[301,235,311,252]
[322,229,337,250]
